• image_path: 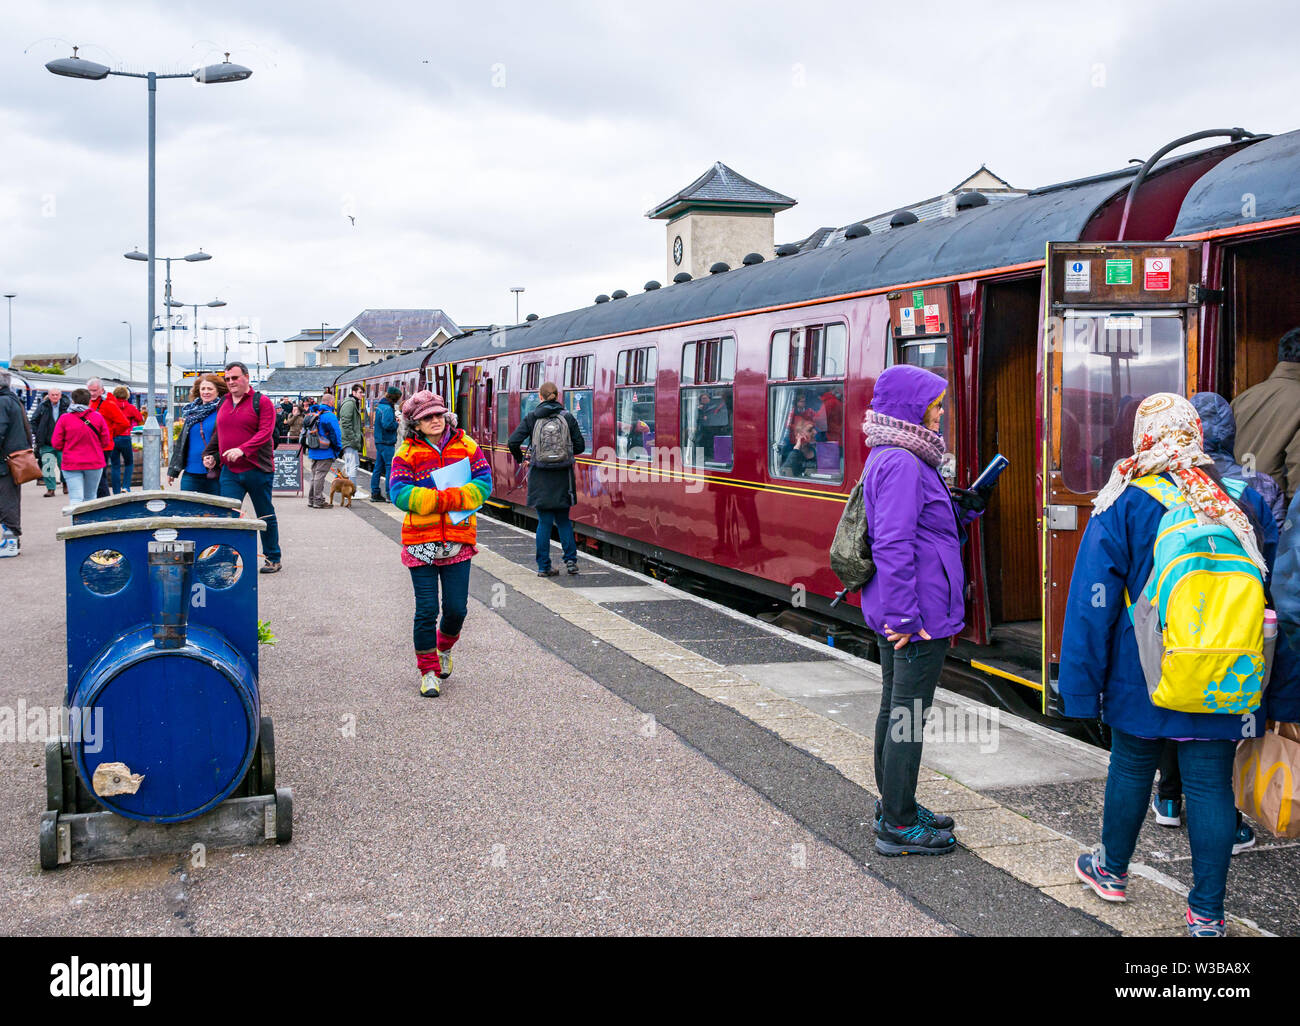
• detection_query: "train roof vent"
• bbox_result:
[673,272,692,283]
[774,243,799,257]
[709,261,730,274]
[611,289,628,299]
[525,313,538,321]
[742,252,764,265]
[644,280,661,291]
[843,222,871,239]
[889,210,919,228]
[955,191,988,210]
[594,294,610,304]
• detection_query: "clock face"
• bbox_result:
[672,235,683,266]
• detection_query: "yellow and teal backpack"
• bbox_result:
[1126,474,1274,714]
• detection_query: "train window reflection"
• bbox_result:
[682,387,734,470]
[564,389,593,444]
[616,386,656,461]
[897,339,955,453]
[1059,311,1186,494]
[769,383,845,483]
[521,393,541,421]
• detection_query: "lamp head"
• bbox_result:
[195,54,252,84]
[184,250,211,262]
[45,48,111,80]
[124,249,148,262]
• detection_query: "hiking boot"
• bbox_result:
[873,798,954,833]
[1075,850,1128,902]
[538,568,559,577]
[44,489,55,497]
[875,821,956,856]
[1185,908,1226,937]
[437,650,453,680]
[419,670,441,698]
[1232,821,1256,855]
[62,481,68,494]
[565,561,579,575]
[1151,795,1182,828]
[259,561,282,574]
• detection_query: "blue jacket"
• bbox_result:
[373,398,398,447]
[304,404,342,461]
[1059,472,1295,738]
[1272,489,1300,722]
[1192,392,1286,528]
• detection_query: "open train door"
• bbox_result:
[1041,241,1202,715]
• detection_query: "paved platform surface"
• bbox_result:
[0,480,955,936]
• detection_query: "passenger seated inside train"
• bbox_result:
[772,385,844,480]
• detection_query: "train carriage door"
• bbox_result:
[1042,241,1201,715]
[888,287,957,477]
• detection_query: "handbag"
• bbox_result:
[5,401,40,484]
[1234,722,1300,839]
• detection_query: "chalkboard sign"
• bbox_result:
[272,445,303,495]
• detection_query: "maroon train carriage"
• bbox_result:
[375,128,1300,719]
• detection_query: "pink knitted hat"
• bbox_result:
[402,391,448,421]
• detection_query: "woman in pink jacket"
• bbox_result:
[51,387,112,504]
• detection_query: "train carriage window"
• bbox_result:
[680,337,736,470]
[616,345,656,386]
[1058,311,1186,494]
[615,386,655,461]
[455,368,475,433]
[770,322,847,380]
[496,367,511,442]
[563,355,593,389]
[898,338,955,456]
[565,388,593,443]
[769,383,845,483]
[519,361,544,420]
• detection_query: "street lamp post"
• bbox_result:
[510,286,525,325]
[76,336,81,362]
[175,297,226,372]
[204,323,251,366]
[121,320,132,374]
[3,294,14,367]
[127,247,210,429]
[47,47,251,489]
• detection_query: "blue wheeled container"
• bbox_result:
[41,494,291,868]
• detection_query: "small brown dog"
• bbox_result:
[329,476,356,508]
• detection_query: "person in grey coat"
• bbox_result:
[507,381,586,576]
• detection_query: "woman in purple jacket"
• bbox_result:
[861,365,980,856]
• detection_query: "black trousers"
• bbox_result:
[873,634,949,828]
[0,471,19,536]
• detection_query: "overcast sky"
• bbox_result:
[3,0,1298,371]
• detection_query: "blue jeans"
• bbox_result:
[180,471,221,495]
[109,435,134,493]
[536,507,577,570]
[218,467,281,562]
[372,443,394,498]
[1102,728,1237,919]
[409,558,472,654]
[65,468,103,505]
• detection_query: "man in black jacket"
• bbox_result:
[0,370,32,550]
[29,387,70,496]
[508,381,586,577]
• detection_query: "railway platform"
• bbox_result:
[0,476,1292,937]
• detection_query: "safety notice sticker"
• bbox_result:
[898,306,915,336]
[1105,259,1133,285]
[1065,259,1090,291]
[923,304,940,334]
[1144,257,1171,290]
[913,290,925,308]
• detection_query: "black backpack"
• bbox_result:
[530,410,574,467]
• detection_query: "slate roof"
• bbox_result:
[283,328,339,344]
[647,162,797,219]
[318,309,461,352]
[260,366,349,394]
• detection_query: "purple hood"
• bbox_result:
[870,364,947,425]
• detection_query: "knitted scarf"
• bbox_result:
[862,409,946,468]
[181,395,224,431]
[1093,392,1267,573]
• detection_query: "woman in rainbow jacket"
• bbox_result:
[389,391,492,698]
[1060,392,1300,937]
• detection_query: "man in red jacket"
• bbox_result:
[87,378,129,498]
[202,361,282,573]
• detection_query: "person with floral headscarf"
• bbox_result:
[1059,392,1295,936]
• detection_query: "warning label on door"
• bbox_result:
[923,304,940,334]
[1105,259,1133,285]
[1144,257,1171,291]
[898,306,915,336]
[1065,259,1090,291]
